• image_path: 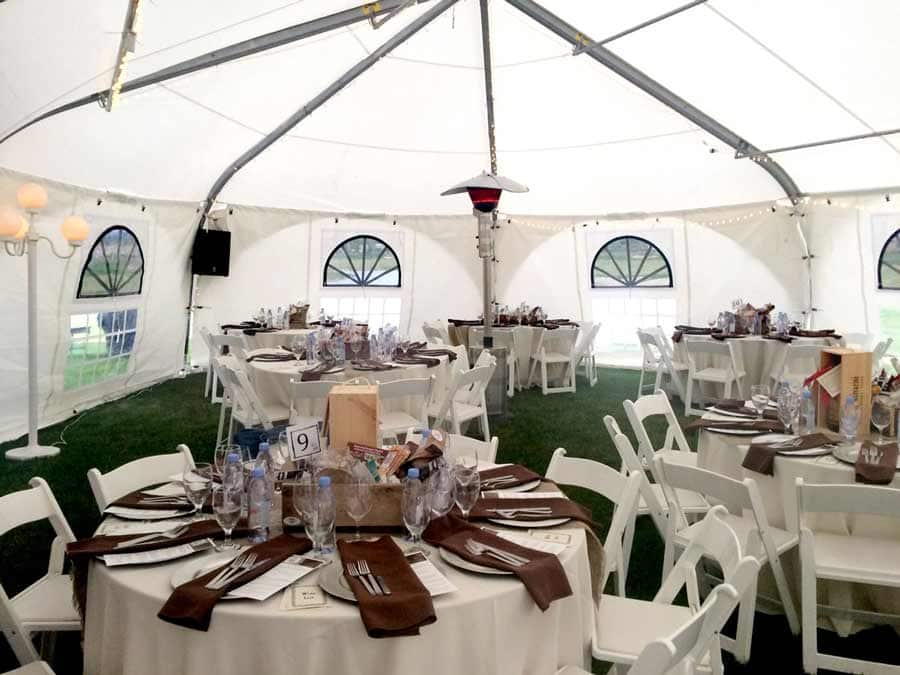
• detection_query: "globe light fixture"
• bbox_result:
[61,215,90,243]
[16,182,48,211]
[0,205,21,237]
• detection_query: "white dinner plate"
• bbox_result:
[104,506,192,521]
[487,517,570,529]
[707,407,757,419]
[438,547,511,575]
[170,549,245,596]
[318,562,359,602]
[493,478,541,493]
[832,444,900,469]
[754,434,835,457]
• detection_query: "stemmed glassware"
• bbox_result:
[428,463,455,520]
[291,338,305,362]
[182,463,213,521]
[212,485,242,550]
[349,329,363,359]
[872,398,892,443]
[401,482,431,546]
[452,465,481,521]
[346,473,373,540]
[776,386,800,435]
[214,443,241,475]
[750,384,771,419]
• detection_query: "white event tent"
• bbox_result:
[0,0,899,442]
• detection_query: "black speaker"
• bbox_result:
[192,229,231,276]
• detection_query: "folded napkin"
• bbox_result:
[242,327,279,336]
[672,326,713,343]
[221,322,261,330]
[400,441,444,477]
[855,442,899,485]
[337,536,436,638]
[66,519,252,617]
[478,464,543,489]
[300,363,346,382]
[246,352,297,363]
[742,433,834,475]
[350,359,398,372]
[711,399,778,420]
[109,486,194,512]
[424,515,572,610]
[789,328,838,339]
[392,354,440,368]
[684,418,786,434]
[448,319,483,326]
[468,496,597,527]
[411,348,458,362]
[764,334,794,343]
[158,534,311,631]
[711,333,748,341]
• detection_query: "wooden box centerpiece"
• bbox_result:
[815,348,872,434]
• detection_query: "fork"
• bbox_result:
[346,562,378,595]
[114,524,190,549]
[465,540,528,567]
[206,553,258,590]
[358,560,388,595]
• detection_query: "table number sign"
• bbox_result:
[286,422,322,462]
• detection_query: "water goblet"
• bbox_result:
[183,463,213,521]
[452,465,481,521]
[776,387,800,435]
[212,485,242,550]
[872,398,892,443]
[750,384,770,419]
[428,464,455,519]
[346,479,373,540]
[402,484,431,546]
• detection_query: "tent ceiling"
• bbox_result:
[1,0,898,215]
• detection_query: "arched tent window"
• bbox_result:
[76,225,144,298]
[591,235,673,289]
[878,229,900,290]
[323,235,401,288]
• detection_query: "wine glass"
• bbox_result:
[872,398,892,443]
[346,479,373,540]
[182,463,213,521]
[750,384,771,419]
[214,443,241,475]
[212,485,242,550]
[349,329,363,359]
[777,387,800,435]
[452,465,481,521]
[402,484,431,546]
[291,338,305,362]
[429,464,455,519]
[706,315,717,330]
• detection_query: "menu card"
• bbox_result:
[405,551,457,597]
[227,555,327,601]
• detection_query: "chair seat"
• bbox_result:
[13,574,80,629]
[677,512,797,556]
[812,532,900,587]
[288,414,322,429]
[380,411,423,434]
[233,402,291,427]
[534,352,571,364]
[639,484,709,514]
[593,594,699,663]
[693,367,745,383]
[7,662,56,675]
[450,401,484,423]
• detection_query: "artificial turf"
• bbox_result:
[1,369,897,673]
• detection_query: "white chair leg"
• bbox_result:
[216,399,228,446]
[800,535,818,675]
[527,358,539,388]
[732,573,758,664]
[654,364,663,393]
[480,409,490,442]
[685,377,695,416]
[637,367,646,398]
[770,553,801,636]
[204,361,212,398]
[723,379,733,400]
[541,360,549,396]
[507,360,515,398]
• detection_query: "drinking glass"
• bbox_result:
[346,479,372,540]
[750,384,770,419]
[350,330,363,358]
[776,388,800,435]
[183,463,213,521]
[291,338,305,362]
[429,464,455,519]
[214,443,241,475]
[306,493,335,556]
[452,465,481,521]
[402,485,431,545]
[212,486,242,550]
[872,398,892,443]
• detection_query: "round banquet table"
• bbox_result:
[233,328,316,351]
[82,519,594,674]
[674,335,836,399]
[697,422,900,634]
[233,350,457,417]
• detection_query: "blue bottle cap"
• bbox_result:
[251,467,265,478]
[227,453,240,462]
[318,476,331,487]
[407,468,420,480]
[802,389,812,398]
[258,442,269,452]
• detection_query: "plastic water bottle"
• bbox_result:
[248,467,271,543]
[315,476,336,554]
[801,388,816,435]
[255,441,275,498]
[335,335,346,364]
[840,395,860,443]
[275,306,283,329]
[223,452,243,491]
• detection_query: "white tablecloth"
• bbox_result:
[698,425,900,633]
[231,328,316,351]
[83,528,593,675]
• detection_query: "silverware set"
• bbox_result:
[346,560,390,596]
[137,495,190,506]
[480,475,517,488]
[485,506,553,519]
[464,539,530,567]
[859,447,885,464]
[204,552,267,590]
[114,524,190,549]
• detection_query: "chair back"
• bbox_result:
[654,456,753,529]
[775,343,823,382]
[87,445,194,512]
[289,378,339,423]
[841,332,875,350]
[623,391,693,477]
[422,323,445,345]
[210,333,248,361]
[0,478,76,665]
[219,363,277,429]
[873,338,894,374]
[546,448,641,590]
[434,363,495,425]
[378,377,434,428]
[406,430,499,464]
[795,478,900,528]
[571,323,600,363]
[637,329,662,367]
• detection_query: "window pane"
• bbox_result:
[384,297,401,314]
[323,236,401,288]
[125,309,138,330]
[65,310,139,389]
[77,226,144,299]
[592,236,672,288]
[880,231,900,289]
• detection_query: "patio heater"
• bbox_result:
[440,172,528,348]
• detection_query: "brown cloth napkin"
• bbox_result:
[108,486,194,512]
[400,441,444,477]
[468,496,597,527]
[711,399,778,420]
[764,334,794,343]
[742,433,834,475]
[300,363,346,381]
[392,354,441,368]
[242,327,279,336]
[855,442,899,485]
[246,352,297,363]
[684,417,786,434]
[424,515,572,610]
[66,519,253,618]
[158,534,311,631]
[478,464,543,489]
[337,536,436,638]
[672,326,714,343]
[410,347,458,362]
[221,322,261,330]
[789,327,840,339]
[711,333,748,341]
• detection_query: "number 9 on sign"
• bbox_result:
[286,422,322,461]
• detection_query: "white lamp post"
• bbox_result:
[3,183,89,460]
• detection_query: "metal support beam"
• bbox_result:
[504,0,802,202]
[0,0,433,145]
[478,0,498,342]
[198,0,459,226]
[736,126,900,159]
[572,0,708,54]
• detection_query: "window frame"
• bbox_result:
[877,228,900,290]
[590,235,673,290]
[76,225,145,299]
[322,234,402,289]
[64,308,139,390]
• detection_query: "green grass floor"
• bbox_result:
[1,369,898,673]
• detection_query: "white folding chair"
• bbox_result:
[288,378,340,429]
[421,322,445,345]
[592,506,761,675]
[796,479,900,675]
[87,444,195,512]
[376,376,434,445]
[768,343,823,388]
[430,363,495,441]
[198,326,216,400]
[4,662,56,674]
[527,324,599,395]
[683,338,746,416]
[623,390,698,484]
[655,456,800,663]
[840,332,876,350]
[0,479,79,667]
[545,448,641,597]
[406,430,498,465]
[575,321,600,387]
[872,337,894,376]
[470,327,519,396]
[218,362,290,439]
